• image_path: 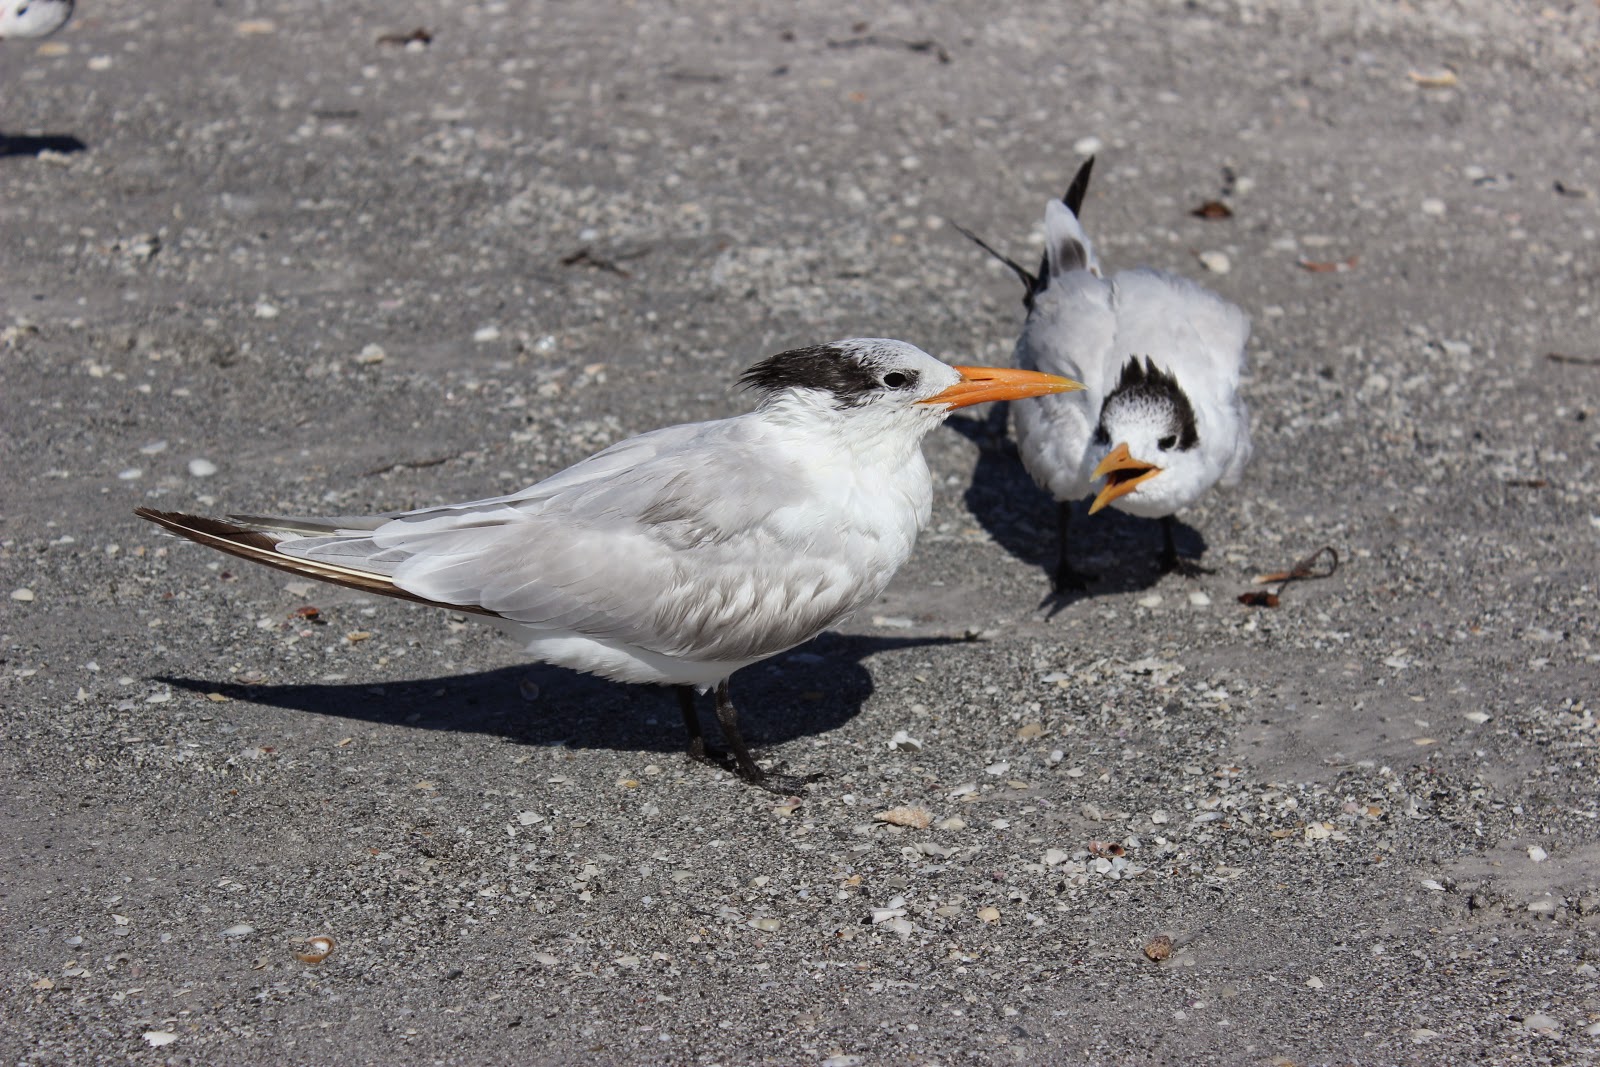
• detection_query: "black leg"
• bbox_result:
[1051,501,1095,593]
[1160,516,1179,572]
[678,685,738,770]
[1159,516,1212,577]
[712,681,767,783]
[710,681,821,794]
[678,686,710,763]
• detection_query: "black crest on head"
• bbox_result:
[740,344,895,407]
[1099,356,1199,449]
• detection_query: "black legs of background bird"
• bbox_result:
[676,682,817,793]
[1052,502,1096,593]
[1160,515,1213,577]
[1159,516,1182,574]
[1052,506,1211,593]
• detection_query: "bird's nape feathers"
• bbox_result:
[738,343,883,405]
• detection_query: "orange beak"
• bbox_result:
[919,366,1083,409]
[1088,442,1162,514]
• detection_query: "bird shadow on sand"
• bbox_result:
[944,407,1207,605]
[157,631,969,756]
[0,133,87,158]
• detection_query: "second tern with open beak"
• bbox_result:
[137,339,1079,791]
[958,158,1253,589]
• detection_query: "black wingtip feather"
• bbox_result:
[136,507,280,552]
[1062,156,1095,217]
[949,219,1039,305]
[952,156,1094,311]
[132,507,501,616]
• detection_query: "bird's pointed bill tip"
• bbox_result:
[1088,443,1162,514]
[920,366,1083,410]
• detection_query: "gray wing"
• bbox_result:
[271,418,880,662]
[1011,271,1117,501]
[1218,391,1253,488]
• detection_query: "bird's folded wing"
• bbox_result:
[1218,393,1253,487]
[276,418,864,662]
[1019,274,1116,386]
[267,421,723,569]
[229,513,392,536]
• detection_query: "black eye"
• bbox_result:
[1157,435,1177,450]
[882,371,909,388]
[1092,425,1110,446]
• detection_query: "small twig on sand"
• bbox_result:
[561,246,649,278]
[1547,352,1599,366]
[825,35,951,63]
[378,28,433,47]
[1239,545,1339,608]
[361,453,459,477]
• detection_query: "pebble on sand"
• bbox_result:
[887,730,923,751]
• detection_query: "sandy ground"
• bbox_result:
[3,2,1598,1064]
